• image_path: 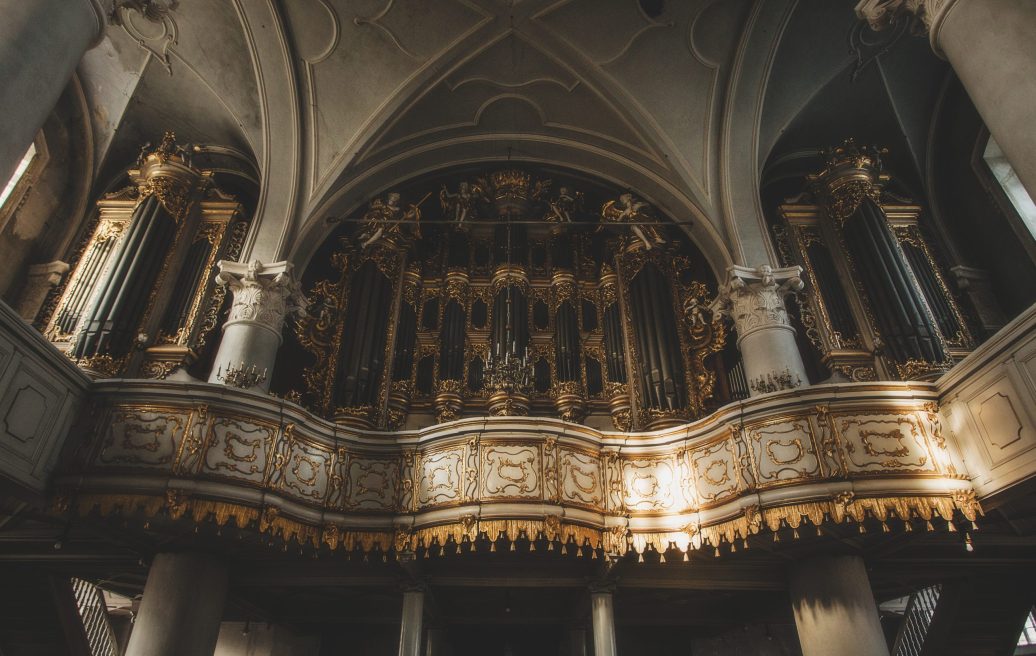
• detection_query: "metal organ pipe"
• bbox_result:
[602,304,627,384]
[335,261,392,407]
[73,196,177,358]
[843,199,945,363]
[554,301,580,381]
[440,299,466,380]
[627,264,686,411]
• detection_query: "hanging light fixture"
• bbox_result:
[485,210,533,405]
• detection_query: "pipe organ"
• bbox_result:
[292,170,730,431]
[772,140,975,382]
[36,133,249,380]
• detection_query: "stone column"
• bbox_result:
[208,260,305,392]
[590,588,618,656]
[856,0,1036,199]
[568,627,588,656]
[712,264,808,395]
[0,0,105,188]
[424,627,445,656]
[16,261,68,321]
[125,552,229,656]
[398,587,425,656]
[788,555,890,656]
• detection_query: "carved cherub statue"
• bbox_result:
[683,295,707,329]
[600,192,666,250]
[357,191,424,249]
[440,181,480,228]
[545,186,584,223]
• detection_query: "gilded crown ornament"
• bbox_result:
[808,139,889,225]
[476,170,550,215]
[135,132,200,223]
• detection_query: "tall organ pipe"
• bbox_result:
[627,264,686,410]
[842,199,945,363]
[392,304,417,380]
[602,304,627,383]
[72,196,178,358]
[492,286,528,357]
[335,261,392,407]
[440,300,466,380]
[57,236,116,334]
[555,301,580,381]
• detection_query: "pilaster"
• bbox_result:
[16,261,68,322]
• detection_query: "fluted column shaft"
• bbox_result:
[0,0,104,187]
[208,260,305,392]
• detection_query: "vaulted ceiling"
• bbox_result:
[70,0,953,276]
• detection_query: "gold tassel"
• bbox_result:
[529,541,536,552]
[659,553,666,563]
[947,521,957,532]
[560,544,568,555]
[682,552,689,562]
[881,522,890,533]
[714,547,720,558]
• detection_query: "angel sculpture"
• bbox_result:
[683,295,707,329]
[439,181,480,228]
[600,192,666,250]
[357,191,425,249]
[545,186,584,223]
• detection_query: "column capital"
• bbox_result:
[216,260,307,339]
[711,265,803,342]
[855,0,961,56]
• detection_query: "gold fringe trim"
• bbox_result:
[62,490,982,556]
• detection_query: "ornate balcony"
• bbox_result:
[58,378,978,557]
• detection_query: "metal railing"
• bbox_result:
[71,578,119,656]
[892,585,942,656]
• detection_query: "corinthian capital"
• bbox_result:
[216,260,307,336]
[855,0,959,52]
[711,265,803,341]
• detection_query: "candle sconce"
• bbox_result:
[217,361,268,389]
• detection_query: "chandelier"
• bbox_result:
[484,212,533,396]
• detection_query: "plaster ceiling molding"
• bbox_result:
[281,0,340,65]
[304,0,492,200]
[96,0,264,186]
[363,32,665,169]
[110,0,180,75]
[289,136,735,281]
[532,0,673,67]
[534,0,752,214]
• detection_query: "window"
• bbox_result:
[983,136,1036,241]
[0,134,47,233]
[1020,608,1036,647]
[0,142,37,209]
